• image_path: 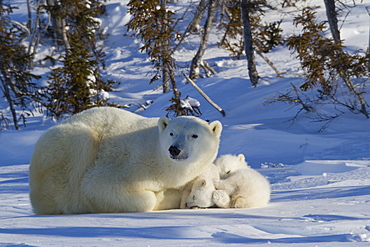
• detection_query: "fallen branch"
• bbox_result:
[183,73,225,117]
[255,49,284,77]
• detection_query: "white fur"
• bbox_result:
[215,154,249,179]
[213,154,271,208]
[180,163,219,209]
[29,107,222,214]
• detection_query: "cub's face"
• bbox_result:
[185,177,215,209]
[158,117,222,163]
[215,154,248,179]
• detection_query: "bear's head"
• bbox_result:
[215,154,249,179]
[158,116,222,163]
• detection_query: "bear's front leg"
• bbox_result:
[122,191,158,212]
[81,161,159,213]
[154,189,182,210]
[179,182,193,209]
[212,190,231,208]
[83,184,157,213]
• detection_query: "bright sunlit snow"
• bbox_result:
[1,0,370,246]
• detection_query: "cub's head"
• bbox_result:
[185,176,216,209]
[215,154,248,179]
[158,116,222,163]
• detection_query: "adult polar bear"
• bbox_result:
[29,107,222,214]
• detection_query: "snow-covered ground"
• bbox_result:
[1,0,370,246]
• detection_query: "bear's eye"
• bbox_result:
[226,170,231,174]
[192,134,198,139]
[170,133,174,136]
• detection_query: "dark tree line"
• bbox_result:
[0,3,40,130]
[0,0,369,129]
[38,0,115,118]
[282,4,369,122]
[1,0,115,129]
[126,0,369,120]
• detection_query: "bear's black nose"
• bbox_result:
[169,145,181,157]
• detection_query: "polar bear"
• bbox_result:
[180,163,219,209]
[213,154,271,208]
[29,107,222,214]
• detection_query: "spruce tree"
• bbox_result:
[126,0,183,116]
[0,3,40,129]
[286,7,369,118]
[40,0,114,119]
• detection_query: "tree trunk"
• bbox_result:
[337,55,369,118]
[218,6,232,48]
[61,18,70,52]
[189,0,217,80]
[46,0,70,52]
[171,0,208,55]
[324,0,368,118]
[26,0,32,29]
[162,67,171,93]
[46,0,61,41]
[27,5,42,68]
[160,0,171,93]
[240,0,259,87]
[0,73,19,130]
[189,0,208,33]
[323,0,340,44]
[167,61,180,100]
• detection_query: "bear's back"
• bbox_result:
[60,107,158,137]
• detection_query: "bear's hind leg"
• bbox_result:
[232,197,250,208]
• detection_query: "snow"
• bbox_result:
[1,0,370,246]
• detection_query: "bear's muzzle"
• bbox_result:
[168,145,188,160]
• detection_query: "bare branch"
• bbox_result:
[183,73,225,117]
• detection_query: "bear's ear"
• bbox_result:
[158,117,170,134]
[209,120,222,138]
[237,154,245,162]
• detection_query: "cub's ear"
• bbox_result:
[158,117,170,134]
[237,154,246,162]
[209,120,222,138]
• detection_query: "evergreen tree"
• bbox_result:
[0,3,40,129]
[286,7,369,118]
[40,0,114,119]
[126,0,183,115]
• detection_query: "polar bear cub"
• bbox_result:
[213,154,271,208]
[180,163,219,209]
